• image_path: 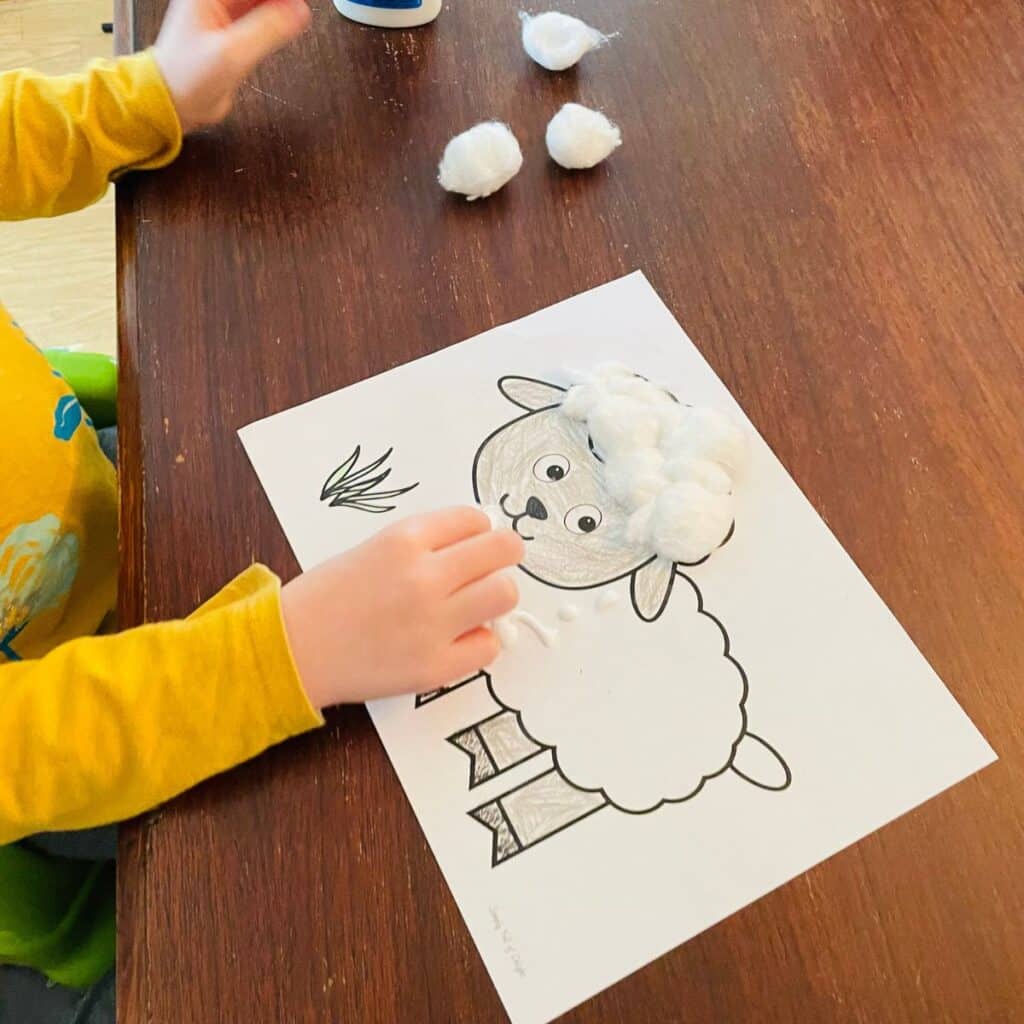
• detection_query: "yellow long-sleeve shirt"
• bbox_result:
[0,52,322,848]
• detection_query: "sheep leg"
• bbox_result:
[414,671,486,707]
[469,768,608,866]
[447,709,545,788]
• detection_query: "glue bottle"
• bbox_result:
[333,0,442,28]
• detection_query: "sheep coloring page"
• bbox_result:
[239,272,995,1024]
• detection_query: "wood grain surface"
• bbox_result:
[117,2,1024,1021]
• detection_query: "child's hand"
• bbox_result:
[153,0,311,135]
[280,508,525,708]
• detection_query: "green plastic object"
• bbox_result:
[0,843,115,989]
[43,349,117,429]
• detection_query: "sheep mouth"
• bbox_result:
[499,493,536,542]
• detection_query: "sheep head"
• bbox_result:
[473,375,684,621]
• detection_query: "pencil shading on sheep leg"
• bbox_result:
[469,768,608,866]
[448,709,546,788]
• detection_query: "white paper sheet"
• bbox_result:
[239,272,995,1024]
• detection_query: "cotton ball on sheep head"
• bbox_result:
[561,363,746,565]
[603,449,668,508]
[520,11,609,72]
[438,122,523,201]
[627,481,737,565]
[664,406,749,478]
[546,103,622,170]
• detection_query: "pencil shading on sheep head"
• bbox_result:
[474,376,645,589]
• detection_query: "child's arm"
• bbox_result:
[0,510,522,844]
[0,566,318,842]
[0,0,310,222]
[0,55,181,221]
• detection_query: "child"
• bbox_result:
[0,0,523,1013]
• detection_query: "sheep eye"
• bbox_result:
[533,454,570,482]
[565,504,602,535]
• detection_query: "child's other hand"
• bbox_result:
[281,508,525,709]
[153,0,311,135]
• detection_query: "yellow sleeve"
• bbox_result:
[0,565,323,844]
[0,50,182,222]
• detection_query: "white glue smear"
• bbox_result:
[546,103,622,170]
[520,11,610,72]
[483,508,534,649]
[557,604,579,622]
[595,590,620,612]
[495,610,558,650]
[438,122,523,201]
[494,616,520,648]
[510,610,558,647]
[562,363,748,565]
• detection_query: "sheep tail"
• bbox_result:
[730,732,792,791]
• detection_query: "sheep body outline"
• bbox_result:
[433,372,792,864]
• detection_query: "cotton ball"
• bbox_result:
[665,456,733,495]
[644,482,736,564]
[613,374,669,405]
[604,450,667,507]
[593,364,674,409]
[624,502,657,552]
[665,407,748,477]
[438,122,523,201]
[560,383,597,421]
[546,103,622,170]
[558,362,748,565]
[521,11,608,72]
[588,396,661,455]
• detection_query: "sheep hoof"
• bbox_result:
[448,727,498,787]
[469,801,522,866]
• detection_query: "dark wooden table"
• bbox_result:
[116,1,1024,1021]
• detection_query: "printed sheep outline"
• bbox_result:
[420,373,792,867]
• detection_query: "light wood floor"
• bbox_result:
[0,0,116,356]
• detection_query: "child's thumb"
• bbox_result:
[226,0,311,78]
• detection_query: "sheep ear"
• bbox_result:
[730,733,792,791]
[497,376,565,411]
[630,558,676,622]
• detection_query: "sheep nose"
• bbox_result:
[525,496,548,521]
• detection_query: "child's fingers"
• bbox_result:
[224,0,263,17]
[410,506,491,551]
[224,0,311,77]
[225,0,275,17]
[436,529,523,591]
[447,573,519,638]
[445,627,502,680]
